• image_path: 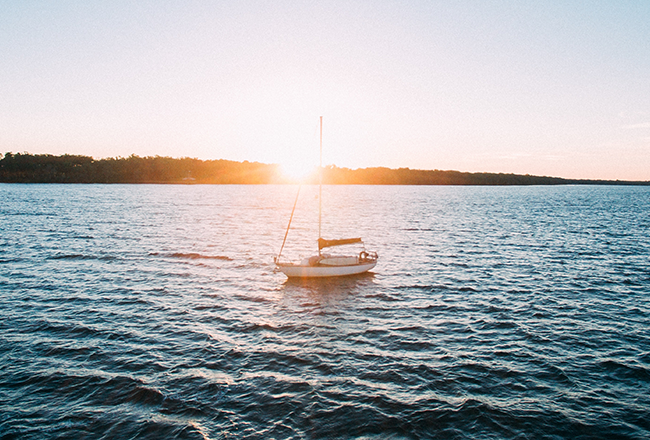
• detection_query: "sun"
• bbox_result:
[278,149,319,183]
[280,160,318,183]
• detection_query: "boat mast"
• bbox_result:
[318,116,323,255]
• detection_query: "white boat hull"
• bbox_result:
[277,260,377,278]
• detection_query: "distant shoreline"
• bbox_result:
[1,152,648,186]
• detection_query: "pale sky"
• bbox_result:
[2,1,649,180]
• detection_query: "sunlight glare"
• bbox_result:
[280,158,317,183]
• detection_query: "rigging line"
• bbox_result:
[276,184,301,262]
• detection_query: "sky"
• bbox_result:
[1,1,649,181]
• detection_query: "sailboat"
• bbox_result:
[274,117,378,278]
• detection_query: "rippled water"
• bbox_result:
[1,184,649,439]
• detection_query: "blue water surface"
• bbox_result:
[1,184,649,439]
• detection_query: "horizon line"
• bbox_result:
[1,151,648,184]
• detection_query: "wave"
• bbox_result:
[47,254,117,261]
[49,254,95,260]
[599,359,650,382]
[150,252,232,261]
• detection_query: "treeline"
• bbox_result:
[1,152,648,185]
[0,153,282,184]
[320,166,648,185]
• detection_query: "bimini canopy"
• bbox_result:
[318,237,362,250]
